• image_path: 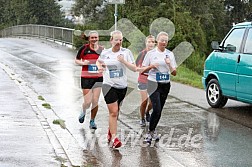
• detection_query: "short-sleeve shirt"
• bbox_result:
[99,47,135,88]
[142,47,177,83]
[76,44,103,78]
[135,49,148,83]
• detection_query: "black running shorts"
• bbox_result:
[81,77,103,89]
[102,84,127,105]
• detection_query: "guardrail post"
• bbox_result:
[72,30,74,46]
[53,27,55,42]
[62,28,64,45]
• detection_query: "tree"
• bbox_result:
[0,0,64,27]
[26,0,64,25]
[0,0,8,28]
[225,0,252,24]
[72,0,104,23]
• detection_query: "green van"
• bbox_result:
[202,22,252,108]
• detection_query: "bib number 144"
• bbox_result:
[156,72,169,81]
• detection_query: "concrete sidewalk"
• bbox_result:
[0,65,67,167]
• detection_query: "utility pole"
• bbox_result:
[115,4,118,30]
[107,0,125,31]
[173,0,176,23]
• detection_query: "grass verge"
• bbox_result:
[171,65,204,89]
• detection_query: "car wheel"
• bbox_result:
[206,79,228,108]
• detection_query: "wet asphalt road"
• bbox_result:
[0,37,252,167]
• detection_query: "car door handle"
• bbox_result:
[237,55,241,63]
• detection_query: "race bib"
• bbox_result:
[109,69,123,78]
[88,64,98,73]
[156,72,169,81]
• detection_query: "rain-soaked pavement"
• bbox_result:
[0,37,252,167]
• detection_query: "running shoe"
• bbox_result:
[89,119,97,129]
[78,111,85,123]
[112,137,122,148]
[152,131,160,141]
[144,132,152,144]
[140,119,146,127]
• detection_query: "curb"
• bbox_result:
[0,62,77,167]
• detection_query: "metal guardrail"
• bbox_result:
[0,24,74,45]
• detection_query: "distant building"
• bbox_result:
[55,0,75,16]
[55,0,85,24]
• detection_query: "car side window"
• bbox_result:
[244,28,252,54]
[223,28,245,52]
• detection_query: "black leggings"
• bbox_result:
[147,80,171,131]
